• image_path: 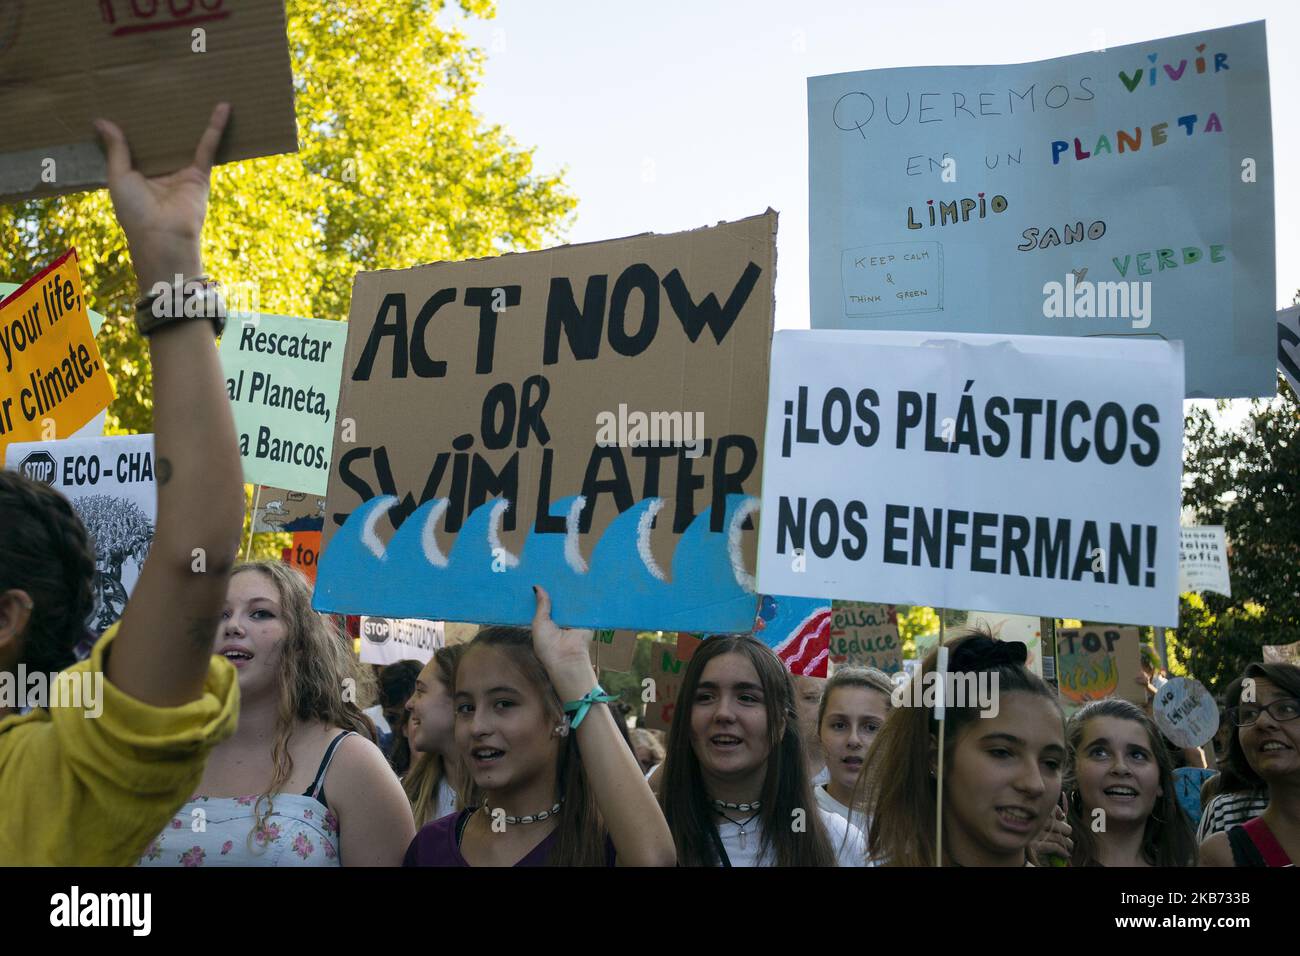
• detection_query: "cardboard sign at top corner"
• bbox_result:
[808,20,1274,398]
[314,212,777,633]
[0,1,298,204]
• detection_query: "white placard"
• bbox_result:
[756,330,1183,626]
[1179,525,1232,597]
[359,616,444,665]
[5,433,156,637]
[1154,676,1219,749]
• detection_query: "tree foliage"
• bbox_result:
[1176,370,1299,692]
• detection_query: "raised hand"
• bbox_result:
[94,102,230,289]
[530,585,598,702]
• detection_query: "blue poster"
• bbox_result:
[808,21,1274,398]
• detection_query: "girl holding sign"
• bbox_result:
[1063,699,1196,866]
[815,666,894,824]
[404,586,675,866]
[657,635,867,866]
[138,562,416,867]
[404,644,471,827]
[860,633,1066,866]
[1200,662,1300,867]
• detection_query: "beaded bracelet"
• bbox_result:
[562,684,620,730]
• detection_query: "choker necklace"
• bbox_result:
[481,799,563,825]
[711,798,761,813]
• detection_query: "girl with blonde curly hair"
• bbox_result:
[138,562,414,866]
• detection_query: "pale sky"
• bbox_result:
[454,0,1297,333]
[451,0,1297,425]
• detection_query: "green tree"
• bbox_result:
[1178,347,1299,692]
[1,0,574,440]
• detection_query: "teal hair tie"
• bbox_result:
[562,685,619,730]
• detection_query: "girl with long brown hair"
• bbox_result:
[1063,698,1197,866]
[859,632,1065,866]
[403,586,675,866]
[658,635,866,866]
[138,562,415,866]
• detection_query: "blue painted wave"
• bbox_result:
[312,493,761,632]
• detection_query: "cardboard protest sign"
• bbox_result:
[644,641,686,732]
[1179,525,1231,597]
[359,616,444,666]
[315,213,777,631]
[252,485,327,533]
[220,315,347,496]
[5,433,155,640]
[0,1,298,204]
[809,21,1274,398]
[284,531,321,585]
[1278,306,1300,397]
[829,602,902,674]
[1263,641,1300,665]
[589,629,638,673]
[675,632,702,663]
[0,252,114,458]
[756,330,1184,626]
[753,594,831,677]
[1056,625,1143,712]
[1154,676,1219,749]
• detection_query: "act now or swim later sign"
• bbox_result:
[756,330,1184,627]
[808,21,1274,399]
[314,213,776,633]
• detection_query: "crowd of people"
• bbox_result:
[1,108,1297,870]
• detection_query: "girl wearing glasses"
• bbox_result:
[1200,662,1300,867]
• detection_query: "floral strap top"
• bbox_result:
[137,731,353,867]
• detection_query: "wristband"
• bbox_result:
[562,684,619,730]
[134,275,226,338]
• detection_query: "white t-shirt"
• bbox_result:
[434,778,457,821]
[812,765,831,787]
[713,807,870,867]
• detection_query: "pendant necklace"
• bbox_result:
[713,805,762,851]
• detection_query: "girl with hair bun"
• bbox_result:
[859,632,1066,866]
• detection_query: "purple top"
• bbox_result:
[403,808,616,867]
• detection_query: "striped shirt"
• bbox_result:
[1197,789,1269,843]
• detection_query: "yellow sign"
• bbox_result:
[0,251,114,456]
